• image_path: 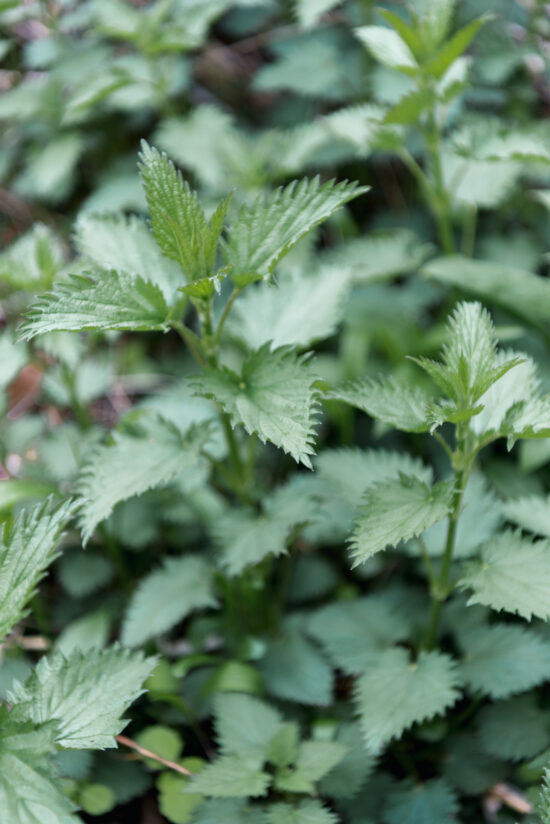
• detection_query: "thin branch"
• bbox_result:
[214,287,241,348]
[170,320,206,367]
[116,734,193,776]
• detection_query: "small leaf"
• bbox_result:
[19,270,170,339]
[355,648,461,753]
[355,26,418,73]
[223,177,368,286]
[266,800,338,824]
[459,530,550,620]
[122,556,218,647]
[326,376,431,433]
[350,475,454,566]
[189,754,270,798]
[190,345,319,467]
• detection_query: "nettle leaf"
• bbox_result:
[459,530,550,620]
[0,713,79,824]
[74,213,184,300]
[228,268,349,350]
[266,799,338,824]
[326,376,431,433]
[503,494,550,537]
[324,723,375,800]
[260,619,333,706]
[139,141,230,281]
[355,26,417,73]
[19,270,170,339]
[539,768,550,824]
[121,556,218,647]
[189,753,270,799]
[190,345,319,467]
[423,255,550,327]
[355,648,461,753]
[294,0,342,28]
[443,732,507,795]
[350,475,454,566]
[192,799,265,824]
[214,693,284,758]
[323,229,433,283]
[77,416,210,543]
[0,500,74,639]
[307,594,411,675]
[275,740,347,794]
[9,647,155,749]
[469,352,540,440]
[383,778,458,824]
[459,623,550,699]
[477,694,550,761]
[413,301,521,407]
[222,177,368,286]
[212,478,319,575]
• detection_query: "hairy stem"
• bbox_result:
[214,286,241,347]
[424,109,455,255]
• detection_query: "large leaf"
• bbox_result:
[0,500,74,639]
[19,270,170,339]
[77,416,210,543]
[477,694,550,761]
[121,556,218,646]
[355,648,461,753]
[214,693,284,758]
[139,142,230,281]
[459,531,550,620]
[503,494,550,537]
[0,712,79,824]
[383,778,458,824]
[190,345,319,467]
[459,623,550,699]
[350,475,454,566]
[326,376,431,433]
[222,177,368,285]
[9,647,155,749]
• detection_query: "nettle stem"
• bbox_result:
[424,109,455,256]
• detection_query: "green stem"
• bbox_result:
[170,320,206,367]
[214,287,241,348]
[423,464,469,650]
[423,109,455,255]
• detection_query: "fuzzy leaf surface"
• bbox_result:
[122,556,218,647]
[459,531,550,620]
[222,177,368,285]
[326,376,431,433]
[0,500,74,639]
[350,475,454,565]
[19,270,170,339]
[355,648,461,753]
[9,647,155,749]
[190,345,318,466]
[77,416,210,543]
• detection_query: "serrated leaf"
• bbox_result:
[503,494,550,537]
[260,620,332,706]
[19,270,170,340]
[307,594,411,675]
[0,500,74,639]
[323,723,375,799]
[275,740,347,793]
[323,229,433,282]
[470,352,539,439]
[0,712,79,824]
[459,623,550,699]
[139,141,230,281]
[477,694,550,761]
[350,475,454,566]
[77,416,210,543]
[425,15,489,79]
[192,799,265,824]
[190,345,319,467]
[267,800,338,824]
[422,255,550,327]
[122,556,218,647]
[355,648,461,753]
[355,26,417,73]
[9,647,155,749]
[383,778,458,824]
[539,768,550,824]
[74,213,184,300]
[189,754,270,798]
[326,375,430,433]
[222,177,368,286]
[459,530,550,620]
[227,268,349,350]
[214,693,283,758]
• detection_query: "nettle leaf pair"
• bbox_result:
[0,501,155,823]
[20,142,366,474]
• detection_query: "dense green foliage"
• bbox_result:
[4,0,550,822]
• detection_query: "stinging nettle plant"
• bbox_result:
[13,131,550,822]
